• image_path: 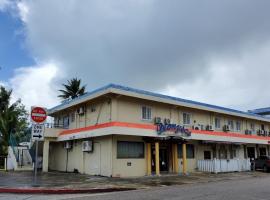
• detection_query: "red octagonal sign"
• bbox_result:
[31,107,47,123]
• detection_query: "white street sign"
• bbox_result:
[31,124,45,141]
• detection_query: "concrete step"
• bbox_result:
[16,165,34,171]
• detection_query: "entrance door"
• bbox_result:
[247,147,255,159]
[151,145,169,173]
[159,148,169,172]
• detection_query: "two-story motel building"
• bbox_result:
[42,84,270,177]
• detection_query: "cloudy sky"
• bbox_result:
[0,0,270,111]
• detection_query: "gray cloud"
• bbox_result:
[10,0,270,109]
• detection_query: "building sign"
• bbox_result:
[155,118,191,137]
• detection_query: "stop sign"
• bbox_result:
[31,106,47,123]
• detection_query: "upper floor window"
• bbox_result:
[228,120,234,130]
[236,121,241,131]
[142,106,152,120]
[183,113,191,125]
[250,123,255,131]
[215,118,221,129]
[70,112,75,122]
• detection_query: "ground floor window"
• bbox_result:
[219,145,228,159]
[259,148,267,156]
[204,151,211,159]
[117,141,145,158]
[178,144,195,159]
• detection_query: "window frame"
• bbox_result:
[141,106,152,121]
[235,121,241,132]
[228,120,234,131]
[178,144,195,159]
[117,141,145,159]
[250,123,255,131]
[182,112,192,125]
[214,117,221,129]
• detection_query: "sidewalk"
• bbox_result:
[0,171,268,194]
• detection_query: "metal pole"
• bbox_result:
[34,140,38,185]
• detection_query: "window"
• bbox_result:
[215,118,221,129]
[261,124,265,130]
[259,148,267,156]
[117,141,145,158]
[183,113,191,125]
[204,151,211,160]
[71,112,75,122]
[142,106,151,120]
[178,144,195,159]
[228,120,234,130]
[250,123,255,131]
[63,116,69,128]
[236,121,241,131]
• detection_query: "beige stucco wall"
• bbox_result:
[115,96,270,135]
[112,135,147,177]
[52,97,111,130]
[48,136,112,176]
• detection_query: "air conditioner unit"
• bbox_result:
[64,141,72,149]
[164,118,171,124]
[257,130,262,136]
[223,125,230,132]
[192,125,201,130]
[246,130,253,135]
[206,125,214,131]
[154,117,162,124]
[82,141,93,152]
[77,107,85,115]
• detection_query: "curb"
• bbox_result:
[0,187,135,194]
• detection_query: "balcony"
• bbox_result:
[44,123,67,138]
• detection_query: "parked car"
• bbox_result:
[255,156,270,172]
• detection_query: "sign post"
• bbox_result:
[31,106,47,186]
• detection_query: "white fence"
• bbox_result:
[197,159,251,173]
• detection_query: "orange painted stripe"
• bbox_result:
[191,129,270,141]
[59,121,270,141]
[59,121,156,136]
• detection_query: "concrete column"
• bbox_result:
[42,139,50,172]
[172,144,175,172]
[155,142,160,176]
[173,144,179,174]
[182,143,187,175]
[243,145,247,159]
[147,143,152,176]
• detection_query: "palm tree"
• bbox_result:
[0,86,28,155]
[58,78,86,100]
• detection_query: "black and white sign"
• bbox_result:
[31,124,45,141]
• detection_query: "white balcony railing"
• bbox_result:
[197,159,251,173]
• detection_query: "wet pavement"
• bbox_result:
[1,171,269,190]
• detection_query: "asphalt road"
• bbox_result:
[1,175,270,200]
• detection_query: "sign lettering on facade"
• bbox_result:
[155,118,191,137]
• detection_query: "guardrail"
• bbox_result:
[44,123,68,129]
[197,158,251,173]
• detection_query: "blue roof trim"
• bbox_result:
[49,83,270,120]
[48,84,114,112]
[248,107,270,115]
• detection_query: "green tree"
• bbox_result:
[0,86,28,155]
[58,78,86,100]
